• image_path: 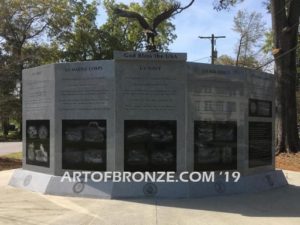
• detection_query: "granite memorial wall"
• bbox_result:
[114,52,186,172]
[22,51,275,175]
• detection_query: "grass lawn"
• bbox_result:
[1,152,22,160]
[0,152,22,171]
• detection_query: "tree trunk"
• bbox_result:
[271,0,300,153]
[235,36,243,66]
[1,117,9,137]
[13,44,23,139]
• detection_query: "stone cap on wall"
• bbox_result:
[113,51,187,61]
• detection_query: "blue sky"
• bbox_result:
[97,0,271,62]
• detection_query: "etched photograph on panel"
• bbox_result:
[194,121,237,171]
[26,120,50,167]
[62,120,106,171]
[124,120,176,172]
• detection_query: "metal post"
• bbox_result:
[211,34,215,64]
[199,34,226,65]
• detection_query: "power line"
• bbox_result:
[198,34,226,65]
[255,45,298,70]
[191,56,211,62]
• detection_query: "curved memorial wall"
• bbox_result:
[21,51,275,176]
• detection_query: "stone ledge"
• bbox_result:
[9,169,288,199]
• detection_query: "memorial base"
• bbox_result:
[9,169,288,199]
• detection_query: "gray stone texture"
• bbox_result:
[9,169,287,198]
[21,51,275,176]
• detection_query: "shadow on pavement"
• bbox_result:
[119,184,300,217]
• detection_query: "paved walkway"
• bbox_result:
[0,142,22,156]
[0,170,299,225]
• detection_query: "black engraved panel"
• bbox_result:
[194,121,237,171]
[249,99,272,117]
[26,120,50,167]
[62,120,106,171]
[124,120,176,172]
[249,122,272,168]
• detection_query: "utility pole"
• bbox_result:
[199,34,226,65]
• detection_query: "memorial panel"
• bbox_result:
[249,122,272,168]
[23,65,55,117]
[249,99,272,117]
[26,120,50,167]
[194,121,237,171]
[117,62,184,114]
[62,120,106,171]
[56,61,114,115]
[124,120,176,172]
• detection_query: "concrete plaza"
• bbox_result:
[0,142,22,156]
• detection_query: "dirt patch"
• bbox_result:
[0,157,21,171]
[276,152,300,172]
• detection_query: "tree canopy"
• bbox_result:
[0,0,73,136]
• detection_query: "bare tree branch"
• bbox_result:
[173,0,195,16]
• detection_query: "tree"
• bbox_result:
[262,30,273,53]
[216,54,261,69]
[215,0,300,153]
[264,30,300,123]
[233,10,266,67]
[216,9,268,70]
[59,0,105,61]
[293,31,300,88]
[0,0,73,60]
[22,43,62,67]
[0,52,19,136]
[216,54,236,65]
[271,0,300,153]
[0,0,73,137]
